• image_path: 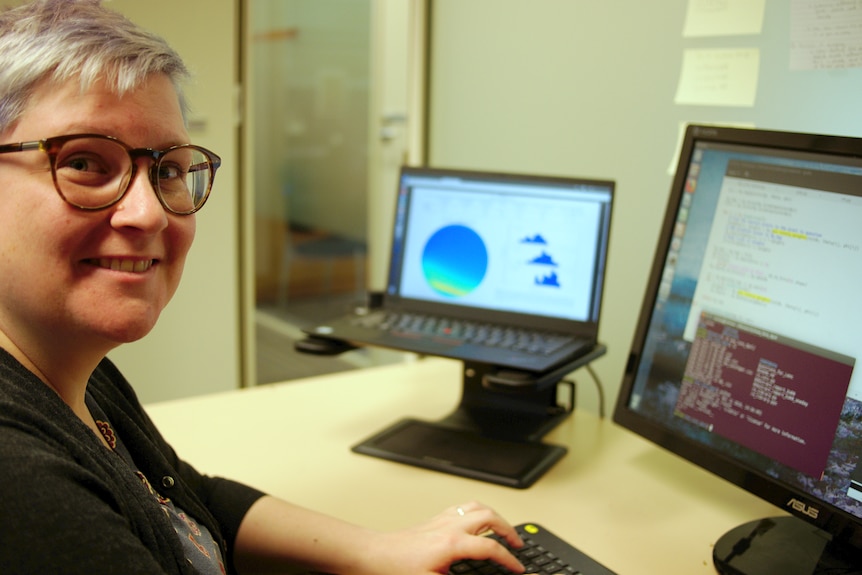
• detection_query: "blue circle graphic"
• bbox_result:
[422,224,488,297]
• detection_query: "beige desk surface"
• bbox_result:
[145,357,780,574]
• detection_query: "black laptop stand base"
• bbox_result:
[352,346,606,489]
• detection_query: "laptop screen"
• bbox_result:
[384,167,614,324]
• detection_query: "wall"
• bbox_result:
[427,0,862,415]
[107,0,241,404]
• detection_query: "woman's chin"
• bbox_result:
[92,308,164,346]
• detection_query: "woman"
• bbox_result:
[0,1,526,573]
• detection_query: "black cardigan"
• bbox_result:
[0,348,264,574]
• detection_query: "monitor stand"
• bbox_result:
[712,516,862,575]
[352,345,606,488]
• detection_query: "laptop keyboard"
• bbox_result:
[352,311,574,357]
[449,523,617,575]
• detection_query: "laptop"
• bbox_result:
[303,166,614,373]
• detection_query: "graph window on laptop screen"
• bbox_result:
[613,125,862,575]
[386,169,612,324]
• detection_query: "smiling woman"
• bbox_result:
[0,73,198,357]
[0,2,529,574]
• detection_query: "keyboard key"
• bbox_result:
[358,312,574,357]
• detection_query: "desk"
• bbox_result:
[145,357,779,574]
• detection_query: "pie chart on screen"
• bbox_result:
[422,224,488,297]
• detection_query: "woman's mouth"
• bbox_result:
[86,258,156,273]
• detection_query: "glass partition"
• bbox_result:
[248,0,374,383]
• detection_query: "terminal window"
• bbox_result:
[675,313,853,479]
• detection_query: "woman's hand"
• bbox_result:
[360,501,525,574]
[234,496,527,575]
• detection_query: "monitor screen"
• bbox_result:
[386,167,613,325]
[613,125,862,574]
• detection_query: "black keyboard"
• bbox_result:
[352,311,574,357]
[449,523,617,575]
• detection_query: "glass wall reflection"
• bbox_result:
[250,0,373,384]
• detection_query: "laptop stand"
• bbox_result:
[350,344,606,488]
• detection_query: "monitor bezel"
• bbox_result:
[612,123,862,546]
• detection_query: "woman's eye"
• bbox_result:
[59,153,110,174]
[158,163,183,180]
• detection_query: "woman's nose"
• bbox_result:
[109,163,169,232]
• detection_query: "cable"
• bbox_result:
[586,364,606,419]
[560,364,606,418]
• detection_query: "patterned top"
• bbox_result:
[88,394,226,575]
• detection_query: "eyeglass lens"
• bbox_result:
[52,137,213,213]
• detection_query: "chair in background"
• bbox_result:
[277,227,367,310]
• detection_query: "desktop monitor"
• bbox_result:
[613,125,862,574]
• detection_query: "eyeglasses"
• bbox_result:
[0,133,221,215]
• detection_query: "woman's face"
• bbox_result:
[0,74,196,357]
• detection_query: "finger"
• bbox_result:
[448,501,525,554]
[470,537,525,573]
[487,519,524,549]
[461,510,523,548]
[450,500,483,516]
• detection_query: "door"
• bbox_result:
[244,0,423,385]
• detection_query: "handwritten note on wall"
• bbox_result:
[674,48,760,107]
[791,0,862,70]
[683,0,766,37]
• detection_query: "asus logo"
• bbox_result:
[787,498,819,519]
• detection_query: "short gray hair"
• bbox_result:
[0,0,190,133]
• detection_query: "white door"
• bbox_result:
[367,0,427,292]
